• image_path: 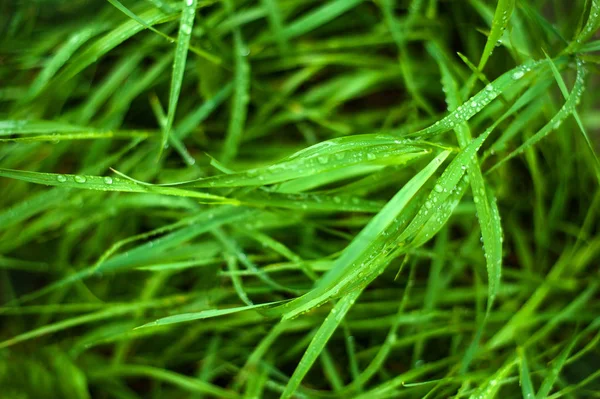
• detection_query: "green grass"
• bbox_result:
[1,0,599,398]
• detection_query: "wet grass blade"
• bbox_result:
[281,289,362,398]
[0,168,236,202]
[478,0,515,70]
[160,0,197,158]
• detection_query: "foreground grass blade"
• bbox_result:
[137,302,279,328]
[281,289,362,398]
[478,0,515,70]
[266,150,449,319]
[0,168,236,202]
[2,1,599,398]
[160,0,197,157]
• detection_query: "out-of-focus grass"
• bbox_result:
[0,0,599,398]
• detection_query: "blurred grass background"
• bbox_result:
[0,0,599,398]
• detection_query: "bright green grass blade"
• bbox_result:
[108,0,174,42]
[0,130,150,143]
[565,0,600,53]
[137,302,279,328]
[397,130,492,245]
[468,356,517,399]
[160,0,197,158]
[89,365,240,399]
[267,151,449,320]
[281,0,364,40]
[518,347,535,399]
[429,43,503,313]
[56,8,174,82]
[174,82,234,140]
[240,190,383,213]
[490,58,587,173]
[281,289,362,399]
[0,298,180,349]
[352,358,456,399]
[545,53,600,182]
[220,27,250,164]
[0,140,140,231]
[77,52,144,124]
[342,260,417,394]
[175,137,430,188]
[535,332,580,398]
[580,39,600,52]
[26,25,101,100]
[2,207,254,307]
[0,168,235,202]
[408,58,551,139]
[478,0,515,70]
[0,119,88,135]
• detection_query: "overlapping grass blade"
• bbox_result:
[0,168,235,202]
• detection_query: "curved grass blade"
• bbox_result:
[0,130,150,143]
[26,25,102,100]
[173,138,430,188]
[2,207,255,308]
[565,0,600,53]
[468,356,517,399]
[221,28,250,164]
[0,119,88,136]
[518,347,535,399]
[174,82,234,140]
[536,332,580,398]
[281,0,364,40]
[281,289,362,399]
[408,58,551,140]
[0,168,236,203]
[265,151,449,319]
[0,298,182,349]
[545,53,600,182]
[56,8,175,82]
[137,301,279,328]
[478,0,515,70]
[239,190,383,213]
[489,58,587,173]
[428,42,503,309]
[160,0,197,158]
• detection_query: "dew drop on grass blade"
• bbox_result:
[281,289,362,399]
[267,150,450,320]
[478,0,515,70]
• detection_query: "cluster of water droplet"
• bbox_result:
[55,174,114,185]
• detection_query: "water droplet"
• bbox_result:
[181,24,192,35]
[334,152,345,160]
[186,0,193,6]
[474,196,480,204]
[56,175,67,183]
[333,196,341,204]
[434,184,443,193]
[317,155,329,164]
[512,70,525,80]
[103,176,113,185]
[367,153,376,161]
[74,175,86,183]
[425,201,432,209]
